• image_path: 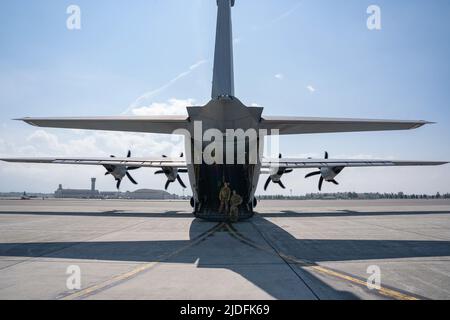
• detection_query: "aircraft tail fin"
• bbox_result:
[212,0,235,100]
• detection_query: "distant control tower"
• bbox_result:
[91,178,96,192]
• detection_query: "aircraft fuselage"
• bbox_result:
[185,98,265,221]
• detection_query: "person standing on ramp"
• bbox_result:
[219,182,231,214]
[229,190,243,222]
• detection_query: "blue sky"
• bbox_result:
[0,0,449,195]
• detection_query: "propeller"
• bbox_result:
[264,154,294,191]
[155,153,188,190]
[305,152,343,191]
[104,150,141,190]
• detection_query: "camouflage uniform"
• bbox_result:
[229,192,243,222]
[219,184,231,214]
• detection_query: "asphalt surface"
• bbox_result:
[0,198,449,300]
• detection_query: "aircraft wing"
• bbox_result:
[17,116,189,134]
[0,157,187,168]
[260,116,432,135]
[3,157,445,169]
[262,158,448,169]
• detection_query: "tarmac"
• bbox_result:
[0,198,449,300]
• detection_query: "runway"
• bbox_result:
[0,198,449,300]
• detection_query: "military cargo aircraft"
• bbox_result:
[1,0,447,221]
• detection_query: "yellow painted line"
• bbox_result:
[226,224,419,301]
[308,265,418,301]
[61,222,225,300]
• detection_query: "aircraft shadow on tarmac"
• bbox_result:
[1,212,450,299]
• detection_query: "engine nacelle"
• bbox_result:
[161,167,179,183]
[320,166,344,181]
[103,151,141,189]
[305,154,345,191]
[268,167,283,182]
[264,166,293,191]
[109,166,127,181]
[155,162,188,190]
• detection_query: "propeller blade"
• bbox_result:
[177,175,187,189]
[305,171,321,179]
[116,179,122,190]
[285,169,294,174]
[154,170,165,175]
[264,177,271,191]
[325,151,329,159]
[318,176,324,191]
[278,181,286,189]
[330,179,339,185]
[127,150,131,158]
[126,172,138,185]
[165,180,171,190]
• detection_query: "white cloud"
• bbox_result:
[275,74,284,80]
[27,130,63,152]
[306,85,316,93]
[131,98,192,116]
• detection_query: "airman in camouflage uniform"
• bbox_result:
[219,182,231,214]
[229,190,243,222]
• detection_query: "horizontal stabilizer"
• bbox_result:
[17,116,189,134]
[260,116,432,135]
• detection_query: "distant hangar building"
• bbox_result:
[55,178,100,199]
[54,178,177,200]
